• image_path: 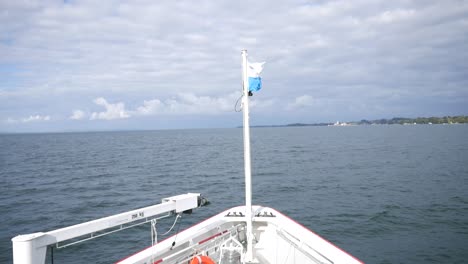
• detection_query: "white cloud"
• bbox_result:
[134,92,240,116]
[90,97,130,120]
[250,98,275,110]
[135,99,163,115]
[4,115,51,123]
[373,9,416,24]
[70,110,86,120]
[68,93,274,121]
[23,115,51,122]
[287,95,315,110]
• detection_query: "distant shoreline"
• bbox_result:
[2,116,467,134]
[247,115,468,128]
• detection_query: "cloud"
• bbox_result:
[135,99,163,116]
[90,97,130,120]
[134,92,240,116]
[70,110,86,120]
[74,92,277,118]
[23,115,51,122]
[286,95,315,110]
[1,0,468,131]
[4,115,51,123]
[372,9,416,24]
[250,98,275,110]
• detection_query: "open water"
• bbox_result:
[1,125,467,264]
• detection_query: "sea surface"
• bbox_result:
[1,125,467,264]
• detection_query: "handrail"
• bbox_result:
[153,223,245,264]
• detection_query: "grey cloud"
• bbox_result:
[1,0,467,131]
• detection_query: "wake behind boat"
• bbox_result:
[12,51,363,264]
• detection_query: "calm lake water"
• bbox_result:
[1,125,467,263]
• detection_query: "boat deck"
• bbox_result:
[117,206,363,264]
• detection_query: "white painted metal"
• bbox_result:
[11,193,201,264]
[117,206,363,264]
[241,49,254,262]
[162,193,199,213]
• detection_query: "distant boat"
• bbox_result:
[12,50,363,264]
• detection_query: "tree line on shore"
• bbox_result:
[281,115,468,127]
[357,116,468,125]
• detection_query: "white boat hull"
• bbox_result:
[117,206,363,264]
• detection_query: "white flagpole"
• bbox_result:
[241,49,254,261]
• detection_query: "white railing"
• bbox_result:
[152,223,245,264]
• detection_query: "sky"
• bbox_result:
[1,0,467,132]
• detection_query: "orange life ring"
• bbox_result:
[189,255,216,264]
